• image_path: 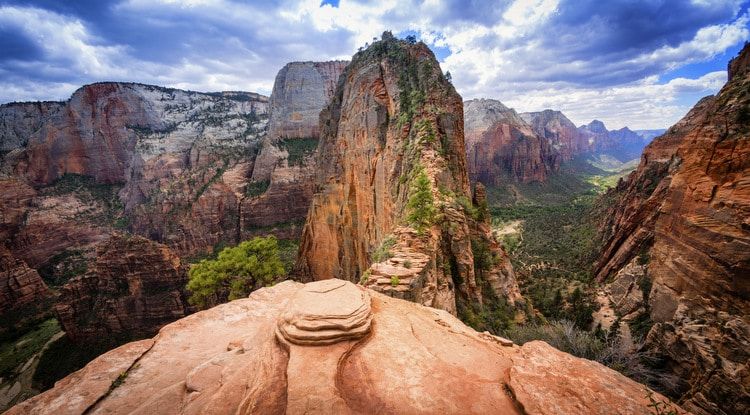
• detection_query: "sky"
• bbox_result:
[0,1,748,129]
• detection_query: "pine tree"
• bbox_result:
[406,166,436,234]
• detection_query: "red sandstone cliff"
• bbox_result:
[243,61,347,233]
[595,44,750,415]
[55,233,191,343]
[296,34,523,317]
[464,99,554,184]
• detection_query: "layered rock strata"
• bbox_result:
[464,99,554,184]
[8,279,686,415]
[54,234,191,343]
[296,34,523,316]
[594,44,750,415]
[245,61,347,231]
[0,246,54,337]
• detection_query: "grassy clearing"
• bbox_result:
[0,319,61,378]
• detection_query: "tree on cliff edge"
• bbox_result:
[187,236,284,308]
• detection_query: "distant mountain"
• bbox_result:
[577,120,646,162]
[633,129,666,142]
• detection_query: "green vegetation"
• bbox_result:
[40,173,126,227]
[278,137,319,166]
[406,166,437,234]
[390,276,400,287]
[245,179,270,197]
[505,320,605,360]
[458,279,516,334]
[37,249,87,287]
[484,158,637,331]
[0,319,60,378]
[359,269,371,285]
[277,239,300,274]
[186,236,285,308]
[372,236,396,262]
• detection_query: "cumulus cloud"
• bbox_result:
[0,0,748,129]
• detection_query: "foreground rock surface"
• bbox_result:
[8,279,685,415]
[595,44,750,415]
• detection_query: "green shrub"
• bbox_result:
[390,276,400,287]
[278,137,318,166]
[403,260,412,269]
[504,320,605,361]
[186,236,285,308]
[372,236,396,262]
[245,180,270,197]
[359,269,372,285]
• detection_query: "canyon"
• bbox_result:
[464,99,653,188]
[1,30,745,415]
[595,43,750,415]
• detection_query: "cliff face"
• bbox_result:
[267,61,349,140]
[1,82,270,259]
[296,35,522,316]
[245,61,346,232]
[520,109,584,163]
[0,245,54,338]
[595,44,750,415]
[464,99,554,184]
[0,101,65,152]
[7,279,686,415]
[55,234,190,343]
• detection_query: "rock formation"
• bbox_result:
[595,44,750,415]
[244,61,347,232]
[0,246,54,338]
[578,120,647,162]
[464,99,554,184]
[0,101,65,152]
[54,233,190,343]
[296,34,523,318]
[0,82,270,260]
[521,111,651,164]
[7,279,686,415]
[520,109,585,163]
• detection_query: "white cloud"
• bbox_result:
[0,0,747,129]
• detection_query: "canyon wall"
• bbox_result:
[595,44,750,415]
[55,234,190,343]
[296,34,523,317]
[7,279,686,415]
[464,99,554,184]
[245,61,347,232]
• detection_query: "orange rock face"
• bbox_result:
[296,35,523,316]
[7,280,686,415]
[595,44,750,415]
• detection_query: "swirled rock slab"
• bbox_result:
[7,280,687,415]
[276,279,372,345]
